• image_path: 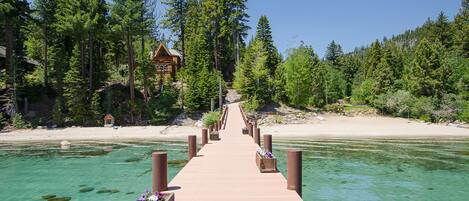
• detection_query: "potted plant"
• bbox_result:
[255,148,277,173]
[136,190,174,201]
[210,130,220,140]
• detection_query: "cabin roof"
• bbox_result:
[153,44,183,60]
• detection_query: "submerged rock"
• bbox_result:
[41,194,56,199]
[124,157,142,163]
[126,192,135,195]
[79,187,94,193]
[96,188,119,194]
[168,159,188,167]
[79,149,109,157]
[47,197,71,201]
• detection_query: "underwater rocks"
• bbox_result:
[79,187,94,193]
[96,188,120,194]
[41,195,71,201]
[79,149,111,157]
[168,159,188,167]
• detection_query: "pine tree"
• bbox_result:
[431,12,453,49]
[325,40,343,66]
[90,91,103,126]
[64,45,88,124]
[406,38,447,97]
[373,42,403,94]
[161,0,187,61]
[365,40,382,79]
[233,39,270,106]
[256,15,280,76]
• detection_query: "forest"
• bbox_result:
[0,0,468,130]
[235,1,469,123]
[0,0,247,128]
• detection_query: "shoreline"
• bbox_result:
[1,115,468,143]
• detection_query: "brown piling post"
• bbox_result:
[287,149,302,197]
[202,129,208,146]
[248,123,253,137]
[254,128,260,145]
[263,134,272,153]
[152,152,168,193]
[188,135,197,160]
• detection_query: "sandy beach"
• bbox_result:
[261,115,469,138]
[1,115,468,142]
[0,126,197,142]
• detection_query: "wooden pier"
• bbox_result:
[162,103,303,200]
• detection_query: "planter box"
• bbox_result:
[210,131,220,141]
[255,152,277,173]
[161,192,175,201]
[242,127,249,135]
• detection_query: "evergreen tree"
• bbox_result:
[452,0,469,57]
[233,40,271,106]
[365,40,382,79]
[161,0,187,61]
[64,45,88,124]
[90,91,103,126]
[406,38,447,97]
[256,15,280,75]
[325,40,343,66]
[373,42,403,94]
[431,12,453,49]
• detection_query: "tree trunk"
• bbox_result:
[43,25,49,87]
[80,37,85,75]
[141,4,149,103]
[127,30,135,123]
[88,30,93,95]
[5,19,14,88]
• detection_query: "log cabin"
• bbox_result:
[151,43,183,81]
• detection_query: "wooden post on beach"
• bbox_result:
[152,152,168,192]
[254,128,260,145]
[287,150,302,197]
[202,129,208,146]
[188,135,197,160]
[263,134,272,153]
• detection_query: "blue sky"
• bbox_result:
[245,0,462,58]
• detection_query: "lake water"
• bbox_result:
[1,138,468,201]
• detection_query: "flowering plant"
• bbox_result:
[137,189,164,201]
[257,148,274,158]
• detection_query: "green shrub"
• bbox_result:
[12,113,28,129]
[149,83,179,125]
[459,101,469,122]
[243,96,261,112]
[385,90,414,117]
[202,111,221,127]
[411,96,435,121]
[434,94,465,122]
[351,79,376,104]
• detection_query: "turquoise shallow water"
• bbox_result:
[0,138,468,201]
[273,138,469,201]
[0,140,187,201]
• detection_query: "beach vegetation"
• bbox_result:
[202,111,220,127]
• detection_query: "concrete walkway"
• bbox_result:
[165,103,303,201]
